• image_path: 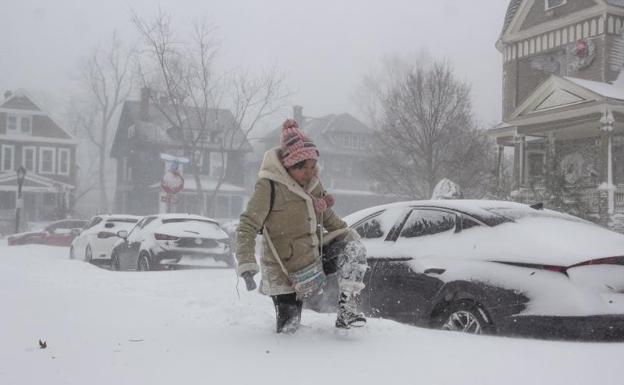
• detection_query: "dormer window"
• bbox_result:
[5,114,32,135]
[340,134,368,150]
[545,0,565,10]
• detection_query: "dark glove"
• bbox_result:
[241,271,257,291]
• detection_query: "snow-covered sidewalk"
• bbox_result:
[1,243,623,385]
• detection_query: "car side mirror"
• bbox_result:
[117,230,128,239]
[70,228,81,237]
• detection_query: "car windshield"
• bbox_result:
[485,207,588,225]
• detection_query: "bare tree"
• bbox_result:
[132,10,288,216]
[75,33,133,212]
[65,101,99,215]
[360,58,494,199]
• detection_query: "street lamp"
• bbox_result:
[15,166,26,233]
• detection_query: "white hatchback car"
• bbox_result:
[110,213,232,270]
[70,214,142,263]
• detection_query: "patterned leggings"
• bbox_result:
[322,229,368,296]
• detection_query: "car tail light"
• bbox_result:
[97,231,117,239]
[543,265,567,274]
[495,261,568,275]
[570,256,624,268]
[155,233,180,241]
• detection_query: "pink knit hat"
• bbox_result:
[279,119,319,168]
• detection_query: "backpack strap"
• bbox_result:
[258,179,275,235]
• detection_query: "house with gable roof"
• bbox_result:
[257,106,395,216]
[0,89,78,230]
[490,0,624,228]
[110,89,251,220]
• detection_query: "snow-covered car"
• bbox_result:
[7,219,88,247]
[70,214,142,262]
[110,214,232,271]
[309,200,624,340]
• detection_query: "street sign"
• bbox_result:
[161,171,184,194]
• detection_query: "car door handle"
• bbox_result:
[424,268,445,275]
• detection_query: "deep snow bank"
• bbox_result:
[1,244,623,385]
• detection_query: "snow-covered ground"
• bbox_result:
[2,242,624,385]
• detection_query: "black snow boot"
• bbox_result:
[272,293,303,334]
[335,293,366,329]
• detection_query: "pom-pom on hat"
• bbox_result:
[279,119,319,168]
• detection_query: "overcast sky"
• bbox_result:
[0,0,510,132]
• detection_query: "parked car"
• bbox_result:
[110,214,232,271]
[7,219,88,246]
[308,200,624,341]
[70,214,142,263]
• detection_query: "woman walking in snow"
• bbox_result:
[236,119,368,333]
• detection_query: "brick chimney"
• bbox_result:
[293,105,304,127]
[140,87,151,121]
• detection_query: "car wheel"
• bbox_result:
[69,246,75,260]
[435,300,492,335]
[138,253,152,271]
[110,253,120,271]
[85,245,93,263]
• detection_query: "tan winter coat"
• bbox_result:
[236,148,347,296]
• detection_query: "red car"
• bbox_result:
[7,219,88,247]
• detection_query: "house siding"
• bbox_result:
[502,26,608,118]
[520,0,599,31]
[0,140,75,184]
[32,116,71,139]
[1,95,41,111]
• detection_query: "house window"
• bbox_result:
[22,146,36,172]
[20,117,32,134]
[39,147,55,174]
[122,157,132,181]
[5,114,32,135]
[1,144,14,171]
[58,148,70,176]
[7,116,18,133]
[545,0,565,10]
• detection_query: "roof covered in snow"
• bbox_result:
[111,100,251,157]
[264,113,375,155]
[501,0,523,36]
[564,77,624,101]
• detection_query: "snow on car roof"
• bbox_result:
[95,214,142,220]
[151,213,219,223]
[105,215,142,222]
[343,199,528,225]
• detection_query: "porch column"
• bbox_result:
[513,134,526,190]
[546,132,556,175]
[599,108,615,220]
[496,145,504,189]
